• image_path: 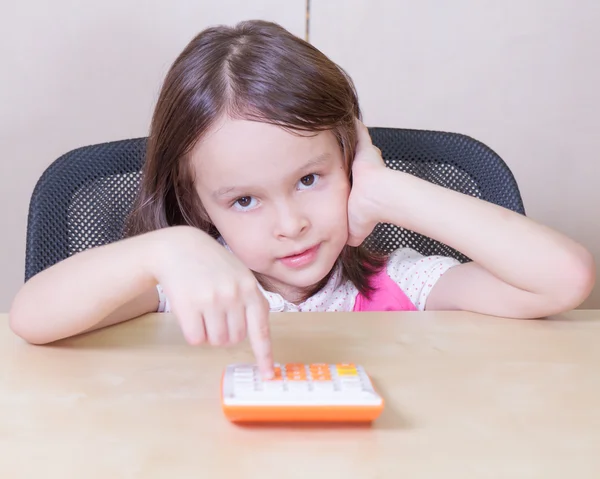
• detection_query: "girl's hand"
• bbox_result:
[347,120,389,247]
[151,226,274,378]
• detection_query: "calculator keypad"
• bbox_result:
[222,363,382,406]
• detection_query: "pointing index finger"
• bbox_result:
[245,295,274,379]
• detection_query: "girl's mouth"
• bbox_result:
[278,244,321,268]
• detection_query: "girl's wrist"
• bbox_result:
[137,226,194,284]
[375,168,437,233]
[144,225,216,282]
[369,168,414,225]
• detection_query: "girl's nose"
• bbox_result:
[274,203,310,239]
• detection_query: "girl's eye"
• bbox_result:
[233,196,257,211]
[298,174,319,189]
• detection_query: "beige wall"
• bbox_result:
[1,0,598,311]
[311,0,600,308]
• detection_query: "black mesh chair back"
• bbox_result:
[24,128,524,281]
[363,128,525,261]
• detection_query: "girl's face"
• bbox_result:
[191,117,351,303]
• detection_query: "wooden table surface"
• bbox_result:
[1,310,599,478]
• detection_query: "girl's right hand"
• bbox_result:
[149,226,274,379]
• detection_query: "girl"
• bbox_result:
[9,20,595,379]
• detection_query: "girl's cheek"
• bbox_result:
[242,216,270,240]
[322,181,350,207]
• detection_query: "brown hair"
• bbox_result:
[126,19,385,299]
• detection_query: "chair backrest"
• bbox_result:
[24,128,524,281]
[363,127,525,261]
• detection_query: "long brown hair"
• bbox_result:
[126,20,385,299]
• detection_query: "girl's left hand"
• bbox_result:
[346,119,389,247]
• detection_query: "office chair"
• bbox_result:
[24,128,525,282]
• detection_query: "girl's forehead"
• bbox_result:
[190,119,341,178]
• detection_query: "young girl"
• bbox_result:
[9,20,595,378]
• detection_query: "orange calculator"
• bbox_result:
[221,363,384,423]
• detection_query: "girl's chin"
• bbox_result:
[255,268,331,300]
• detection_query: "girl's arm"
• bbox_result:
[8,226,275,378]
[377,171,594,317]
[9,231,165,344]
[349,122,596,318]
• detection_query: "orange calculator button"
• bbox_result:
[272,367,283,380]
[309,363,329,368]
[287,371,307,381]
[285,364,305,373]
[309,363,332,380]
[309,364,329,372]
[311,367,330,372]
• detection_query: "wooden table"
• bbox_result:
[1,310,599,478]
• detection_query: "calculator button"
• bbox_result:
[233,375,254,383]
[286,381,310,392]
[285,363,305,371]
[309,363,329,369]
[287,371,307,381]
[340,382,362,390]
[234,381,255,391]
[336,365,358,376]
[311,372,332,381]
[313,381,335,392]
[234,365,254,372]
[339,379,362,390]
[310,366,330,375]
[263,381,284,392]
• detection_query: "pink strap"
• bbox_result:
[353,268,417,312]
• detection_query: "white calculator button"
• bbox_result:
[234,375,254,382]
[234,383,255,392]
[264,381,284,392]
[339,377,361,385]
[234,365,254,372]
[286,381,309,392]
[313,381,335,392]
[339,383,362,390]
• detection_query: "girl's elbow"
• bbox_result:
[8,295,51,345]
[556,247,596,311]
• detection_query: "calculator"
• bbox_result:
[221,363,384,423]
